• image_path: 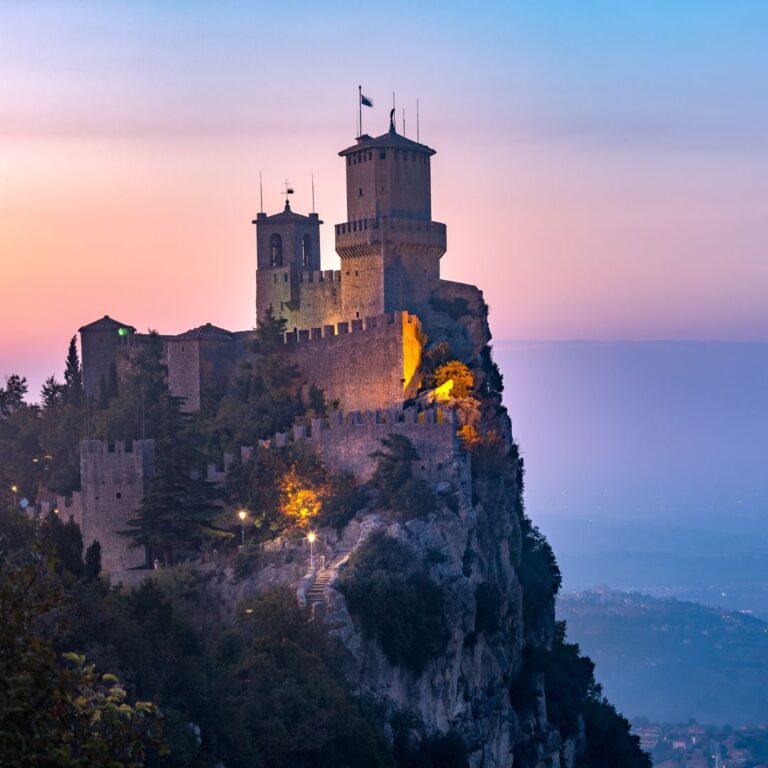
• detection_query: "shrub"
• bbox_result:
[336,532,449,673]
[320,472,368,531]
[518,515,562,631]
[474,581,503,635]
[434,361,474,399]
[370,435,437,520]
[429,297,471,320]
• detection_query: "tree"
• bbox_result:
[44,510,84,578]
[41,375,66,413]
[123,393,229,567]
[63,335,83,406]
[0,374,28,418]
[94,331,167,442]
[84,540,102,582]
[434,360,474,399]
[203,308,303,450]
[370,434,436,520]
[0,549,165,767]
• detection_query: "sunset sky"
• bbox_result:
[2,1,768,396]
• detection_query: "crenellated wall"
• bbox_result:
[79,439,155,573]
[265,405,463,483]
[284,311,426,412]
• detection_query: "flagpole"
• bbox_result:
[358,84,362,137]
[416,99,420,143]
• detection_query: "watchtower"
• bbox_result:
[253,199,323,323]
[335,116,447,319]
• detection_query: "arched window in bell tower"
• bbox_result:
[269,234,283,267]
[302,234,312,268]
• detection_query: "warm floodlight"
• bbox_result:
[238,509,247,521]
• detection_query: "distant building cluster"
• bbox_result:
[634,721,768,768]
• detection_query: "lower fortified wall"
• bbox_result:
[271,405,462,483]
[284,311,425,412]
[79,439,155,574]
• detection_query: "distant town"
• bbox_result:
[634,721,768,768]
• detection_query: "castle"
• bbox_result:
[70,115,482,573]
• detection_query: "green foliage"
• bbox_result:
[93,331,167,442]
[474,581,502,636]
[370,435,437,520]
[84,540,102,582]
[64,335,84,406]
[43,510,84,578]
[123,393,229,566]
[518,512,561,631]
[226,442,327,540]
[201,308,304,451]
[337,532,449,673]
[578,699,652,768]
[429,297,470,320]
[478,345,504,395]
[0,373,28,418]
[0,546,165,768]
[392,715,469,768]
[319,471,368,530]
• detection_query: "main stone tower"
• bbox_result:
[254,116,447,330]
[335,116,447,320]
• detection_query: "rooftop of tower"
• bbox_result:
[339,121,436,157]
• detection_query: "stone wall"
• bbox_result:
[284,311,425,412]
[79,439,155,573]
[301,406,462,482]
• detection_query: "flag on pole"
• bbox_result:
[361,93,373,107]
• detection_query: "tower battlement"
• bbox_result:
[79,439,155,574]
[264,405,463,483]
[283,311,421,344]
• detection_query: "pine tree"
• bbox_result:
[204,308,303,450]
[40,376,65,413]
[63,336,83,406]
[124,393,229,567]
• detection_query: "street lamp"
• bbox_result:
[10,485,18,508]
[307,531,316,569]
[238,509,247,548]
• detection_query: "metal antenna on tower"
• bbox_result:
[311,173,315,213]
[416,99,420,143]
[402,108,406,136]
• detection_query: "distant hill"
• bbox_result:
[557,589,768,725]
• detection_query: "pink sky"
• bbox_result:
[2,2,767,398]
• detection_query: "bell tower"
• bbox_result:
[253,198,322,323]
[335,116,447,319]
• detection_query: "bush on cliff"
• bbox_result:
[336,531,449,673]
[370,435,437,520]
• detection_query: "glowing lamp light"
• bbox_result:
[10,485,18,494]
[307,531,316,544]
[117,327,130,337]
[238,509,247,522]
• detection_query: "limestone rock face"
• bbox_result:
[314,300,569,768]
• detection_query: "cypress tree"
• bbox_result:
[84,540,102,582]
[63,336,83,406]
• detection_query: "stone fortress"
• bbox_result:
[67,114,483,573]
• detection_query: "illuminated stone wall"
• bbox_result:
[79,439,154,574]
[284,311,425,413]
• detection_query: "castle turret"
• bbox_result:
[253,200,325,325]
[335,117,447,319]
[79,315,137,401]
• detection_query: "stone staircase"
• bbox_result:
[305,549,350,609]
